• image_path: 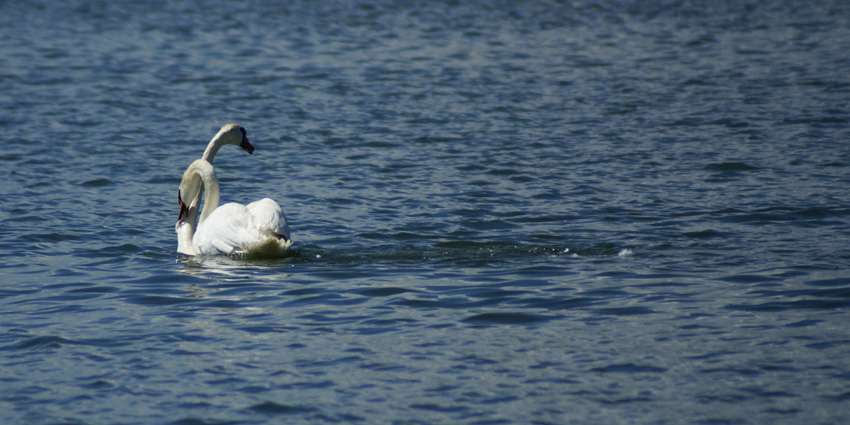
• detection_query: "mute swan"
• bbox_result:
[176,159,292,257]
[178,123,256,253]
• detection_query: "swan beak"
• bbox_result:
[240,136,254,154]
[177,191,188,222]
[178,202,188,222]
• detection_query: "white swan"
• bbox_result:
[175,159,292,257]
[178,123,256,253]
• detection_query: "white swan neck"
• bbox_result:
[202,134,224,162]
[194,160,220,224]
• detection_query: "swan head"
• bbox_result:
[175,187,198,255]
[176,188,197,224]
[176,164,205,255]
[215,123,254,154]
[176,161,206,223]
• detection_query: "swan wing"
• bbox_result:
[193,203,253,255]
[247,198,290,241]
[194,200,291,256]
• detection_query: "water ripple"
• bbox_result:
[2,1,850,424]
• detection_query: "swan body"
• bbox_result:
[179,123,256,249]
[176,159,291,257]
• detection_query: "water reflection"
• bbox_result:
[177,253,297,283]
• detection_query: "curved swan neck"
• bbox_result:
[193,161,220,224]
[176,159,220,256]
[202,134,225,162]
[202,123,251,162]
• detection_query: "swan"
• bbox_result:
[175,159,292,257]
[178,123,256,253]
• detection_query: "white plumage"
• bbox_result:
[193,197,291,256]
[176,158,291,257]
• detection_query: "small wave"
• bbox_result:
[594,307,656,316]
[683,229,725,239]
[591,363,667,373]
[705,162,760,172]
[724,284,850,312]
[125,295,200,306]
[248,401,317,415]
[462,312,556,325]
[81,178,114,187]
[4,335,74,351]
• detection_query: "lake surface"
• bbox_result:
[2,1,850,424]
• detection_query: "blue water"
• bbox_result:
[2,1,850,424]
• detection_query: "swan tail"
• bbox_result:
[238,232,292,257]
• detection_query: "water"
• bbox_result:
[2,1,850,423]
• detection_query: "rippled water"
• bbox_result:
[2,1,850,424]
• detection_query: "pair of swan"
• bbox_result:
[175,124,291,257]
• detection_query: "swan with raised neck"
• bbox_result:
[176,124,255,254]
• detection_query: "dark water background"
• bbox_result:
[2,1,850,424]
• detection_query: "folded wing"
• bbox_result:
[194,199,291,256]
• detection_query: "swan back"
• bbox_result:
[193,199,292,257]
